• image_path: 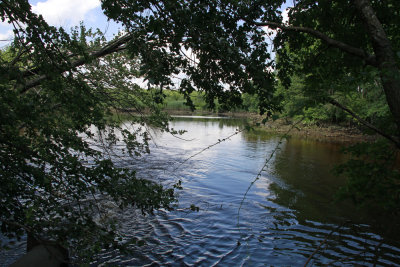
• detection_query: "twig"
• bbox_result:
[172,128,244,172]
[237,118,303,242]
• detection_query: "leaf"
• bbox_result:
[262,118,268,124]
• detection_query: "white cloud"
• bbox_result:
[282,8,290,25]
[0,29,14,41]
[31,0,100,27]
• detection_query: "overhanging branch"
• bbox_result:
[329,98,400,148]
[249,20,377,67]
[20,34,133,94]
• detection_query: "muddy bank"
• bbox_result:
[165,109,251,118]
[250,118,378,144]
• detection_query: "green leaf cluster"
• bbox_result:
[0,1,177,260]
[2,0,400,261]
[101,0,285,115]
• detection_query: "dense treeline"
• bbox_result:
[161,89,259,113]
[276,74,393,129]
[154,76,391,133]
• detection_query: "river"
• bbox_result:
[2,116,400,266]
[95,116,399,266]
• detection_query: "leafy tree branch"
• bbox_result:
[328,98,400,148]
[20,33,133,93]
[248,20,378,67]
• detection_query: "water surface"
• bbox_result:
[2,116,399,266]
[97,116,400,266]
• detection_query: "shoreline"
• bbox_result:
[113,109,377,144]
[164,110,377,144]
[256,120,377,144]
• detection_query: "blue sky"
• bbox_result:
[0,0,121,45]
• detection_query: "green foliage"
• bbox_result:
[2,0,400,261]
[274,0,400,134]
[241,93,260,113]
[160,89,260,114]
[276,71,394,129]
[101,0,285,115]
[162,90,210,111]
[0,2,177,260]
[276,78,345,124]
[272,0,400,216]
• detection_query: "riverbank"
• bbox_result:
[165,109,251,117]
[165,109,378,144]
[255,119,377,143]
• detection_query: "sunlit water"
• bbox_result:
[2,116,400,266]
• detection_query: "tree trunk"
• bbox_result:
[353,0,400,140]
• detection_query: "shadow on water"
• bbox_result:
[243,130,400,266]
[270,138,352,223]
[139,117,398,266]
[2,116,399,266]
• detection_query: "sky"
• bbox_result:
[0,0,121,45]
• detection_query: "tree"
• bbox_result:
[1,0,399,261]
[100,0,282,114]
[100,0,400,216]
[101,0,400,212]
[270,0,400,146]
[0,1,176,260]
[264,0,400,213]
[99,0,400,144]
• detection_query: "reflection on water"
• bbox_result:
[272,138,352,223]
[102,116,399,266]
[2,116,399,266]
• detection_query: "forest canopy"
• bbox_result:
[0,0,399,261]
